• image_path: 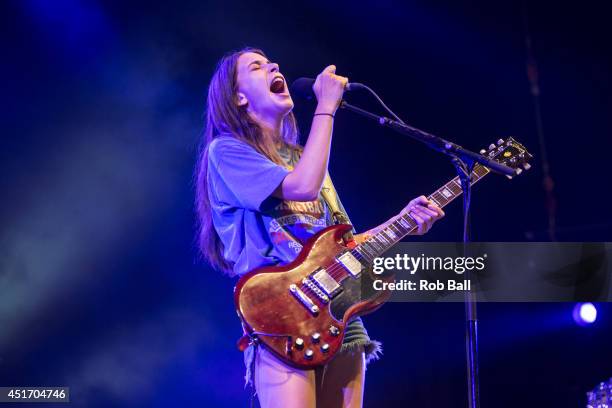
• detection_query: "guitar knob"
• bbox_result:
[321,343,330,353]
[329,325,340,336]
[304,349,314,360]
[497,139,504,145]
[295,337,304,350]
[488,144,496,150]
[311,332,321,343]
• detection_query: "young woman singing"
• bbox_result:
[195,47,444,408]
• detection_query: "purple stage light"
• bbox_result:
[573,303,597,326]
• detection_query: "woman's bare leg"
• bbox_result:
[316,347,366,408]
[254,346,317,408]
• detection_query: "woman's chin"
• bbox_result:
[276,98,294,115]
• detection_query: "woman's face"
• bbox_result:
[235,52,294,122]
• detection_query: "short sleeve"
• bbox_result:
[208,137,290,211]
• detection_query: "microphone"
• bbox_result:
[289,77,364,101]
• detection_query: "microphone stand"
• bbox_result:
[340,100,517,408]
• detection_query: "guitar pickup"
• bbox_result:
[311,268,342,297]
[337,252,362,277]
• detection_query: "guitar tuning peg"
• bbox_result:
[489,144,496,150]
[480,149,486,154]
[515,168,523,175]
[523,163,531,170]
[506,174,514,180]
[497,139,504,145]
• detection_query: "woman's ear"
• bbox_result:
[236,92,248,107]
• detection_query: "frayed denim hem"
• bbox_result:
[341,338,383,367]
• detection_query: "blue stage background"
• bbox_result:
[1,0,611,406]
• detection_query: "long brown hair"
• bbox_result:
[195,47,299,274]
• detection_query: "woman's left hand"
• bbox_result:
[402,195,445,235]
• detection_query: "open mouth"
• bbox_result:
[270,77,286,94]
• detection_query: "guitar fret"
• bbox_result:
[475,165,488,175]
[432,192,447,206]
[439,186,454,200]
[355,244,369,257]
[398,217,412,229]
[355,246,372,262]
[384,228,397,240]
[376,233,389,245]
[448,180,462,194]
[368,239,383,252]
[362,241,377,256]
[389,222,404,236]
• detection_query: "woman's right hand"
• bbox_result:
[313,65,348,114]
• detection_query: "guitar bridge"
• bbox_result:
[302,278,329,303]
[289,284,319,316]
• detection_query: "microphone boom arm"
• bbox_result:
[339,100,517,177]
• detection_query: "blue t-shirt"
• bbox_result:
[207,135,349,277]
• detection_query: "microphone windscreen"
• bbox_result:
[289,77,316,101]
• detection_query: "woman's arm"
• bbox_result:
[273,65,347,201]
[354,196,446,243]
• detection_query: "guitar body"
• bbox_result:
[234,224,394,369]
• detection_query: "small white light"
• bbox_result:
[573,302,597,325]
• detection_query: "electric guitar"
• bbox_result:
[234,138,532,368]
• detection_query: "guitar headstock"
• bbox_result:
[479,137,533,178]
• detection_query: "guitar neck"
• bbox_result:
[352,164,491,263]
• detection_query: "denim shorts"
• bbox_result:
[243,316,382,389]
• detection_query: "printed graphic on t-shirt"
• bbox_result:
[267,147,329,254]
[268,206,328,253]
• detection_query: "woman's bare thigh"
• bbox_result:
[316,347,365,408]
[254,346,316,408]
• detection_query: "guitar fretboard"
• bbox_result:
[351,164,490,263]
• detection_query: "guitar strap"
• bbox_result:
[320,172,355,244]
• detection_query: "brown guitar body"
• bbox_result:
[234,224,394,369]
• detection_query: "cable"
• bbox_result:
[352,82,407,125]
